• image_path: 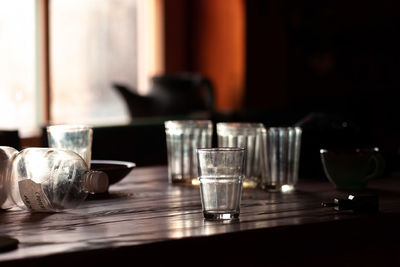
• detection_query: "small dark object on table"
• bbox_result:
[322,194,379,213]
[0,236,18,253]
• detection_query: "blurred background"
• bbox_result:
[1,0,400,176]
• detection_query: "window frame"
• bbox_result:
[37,0,51,124]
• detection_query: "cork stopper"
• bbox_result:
[85,171,109,194]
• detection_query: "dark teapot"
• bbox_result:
[113,73,214,118]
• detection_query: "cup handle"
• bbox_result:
[363,153,385,182]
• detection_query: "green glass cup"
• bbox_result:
[320,147,385,190]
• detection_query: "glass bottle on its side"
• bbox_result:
[0,146,108,212]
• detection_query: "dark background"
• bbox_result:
[104,0,400,178]
[244,0,400,177]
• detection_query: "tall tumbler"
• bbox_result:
[165,120,212,184]
[216,123,264,188]
[260,127,302,192]
[47,125,93,169]
[197,147,246,220]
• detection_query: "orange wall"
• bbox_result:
[163,0,190,72]
[191,0,246,111]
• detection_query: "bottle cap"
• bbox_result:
[85,171,109,193]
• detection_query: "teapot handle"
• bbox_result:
[198,77,215,112]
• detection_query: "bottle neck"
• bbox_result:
[84,171,109,194]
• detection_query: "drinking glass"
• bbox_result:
[47,125,93,169]
[216,122,264,188]
[260,127,302,192]
[164,120,212,184]
[197,147,245,220]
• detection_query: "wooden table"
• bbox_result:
[1,166,400,266]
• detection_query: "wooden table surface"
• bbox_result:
[1,166,400,266]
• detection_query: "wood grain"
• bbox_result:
[1,166,400,266]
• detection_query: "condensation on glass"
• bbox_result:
[50,0,138,125]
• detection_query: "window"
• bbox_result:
[50,0,135,125]
[0,0,163,137]
[0,1,37,136]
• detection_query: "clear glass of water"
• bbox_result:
[165,120,213,184]
[196,147,245,220]
[216,122,264,188]
[47,125,93,169]
[260,127,302,192]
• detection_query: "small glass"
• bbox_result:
[216,122,264,188]
[197,147,245,220]
[47,125,93,169]
[165,120,213,184]
[260,127,302,192]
